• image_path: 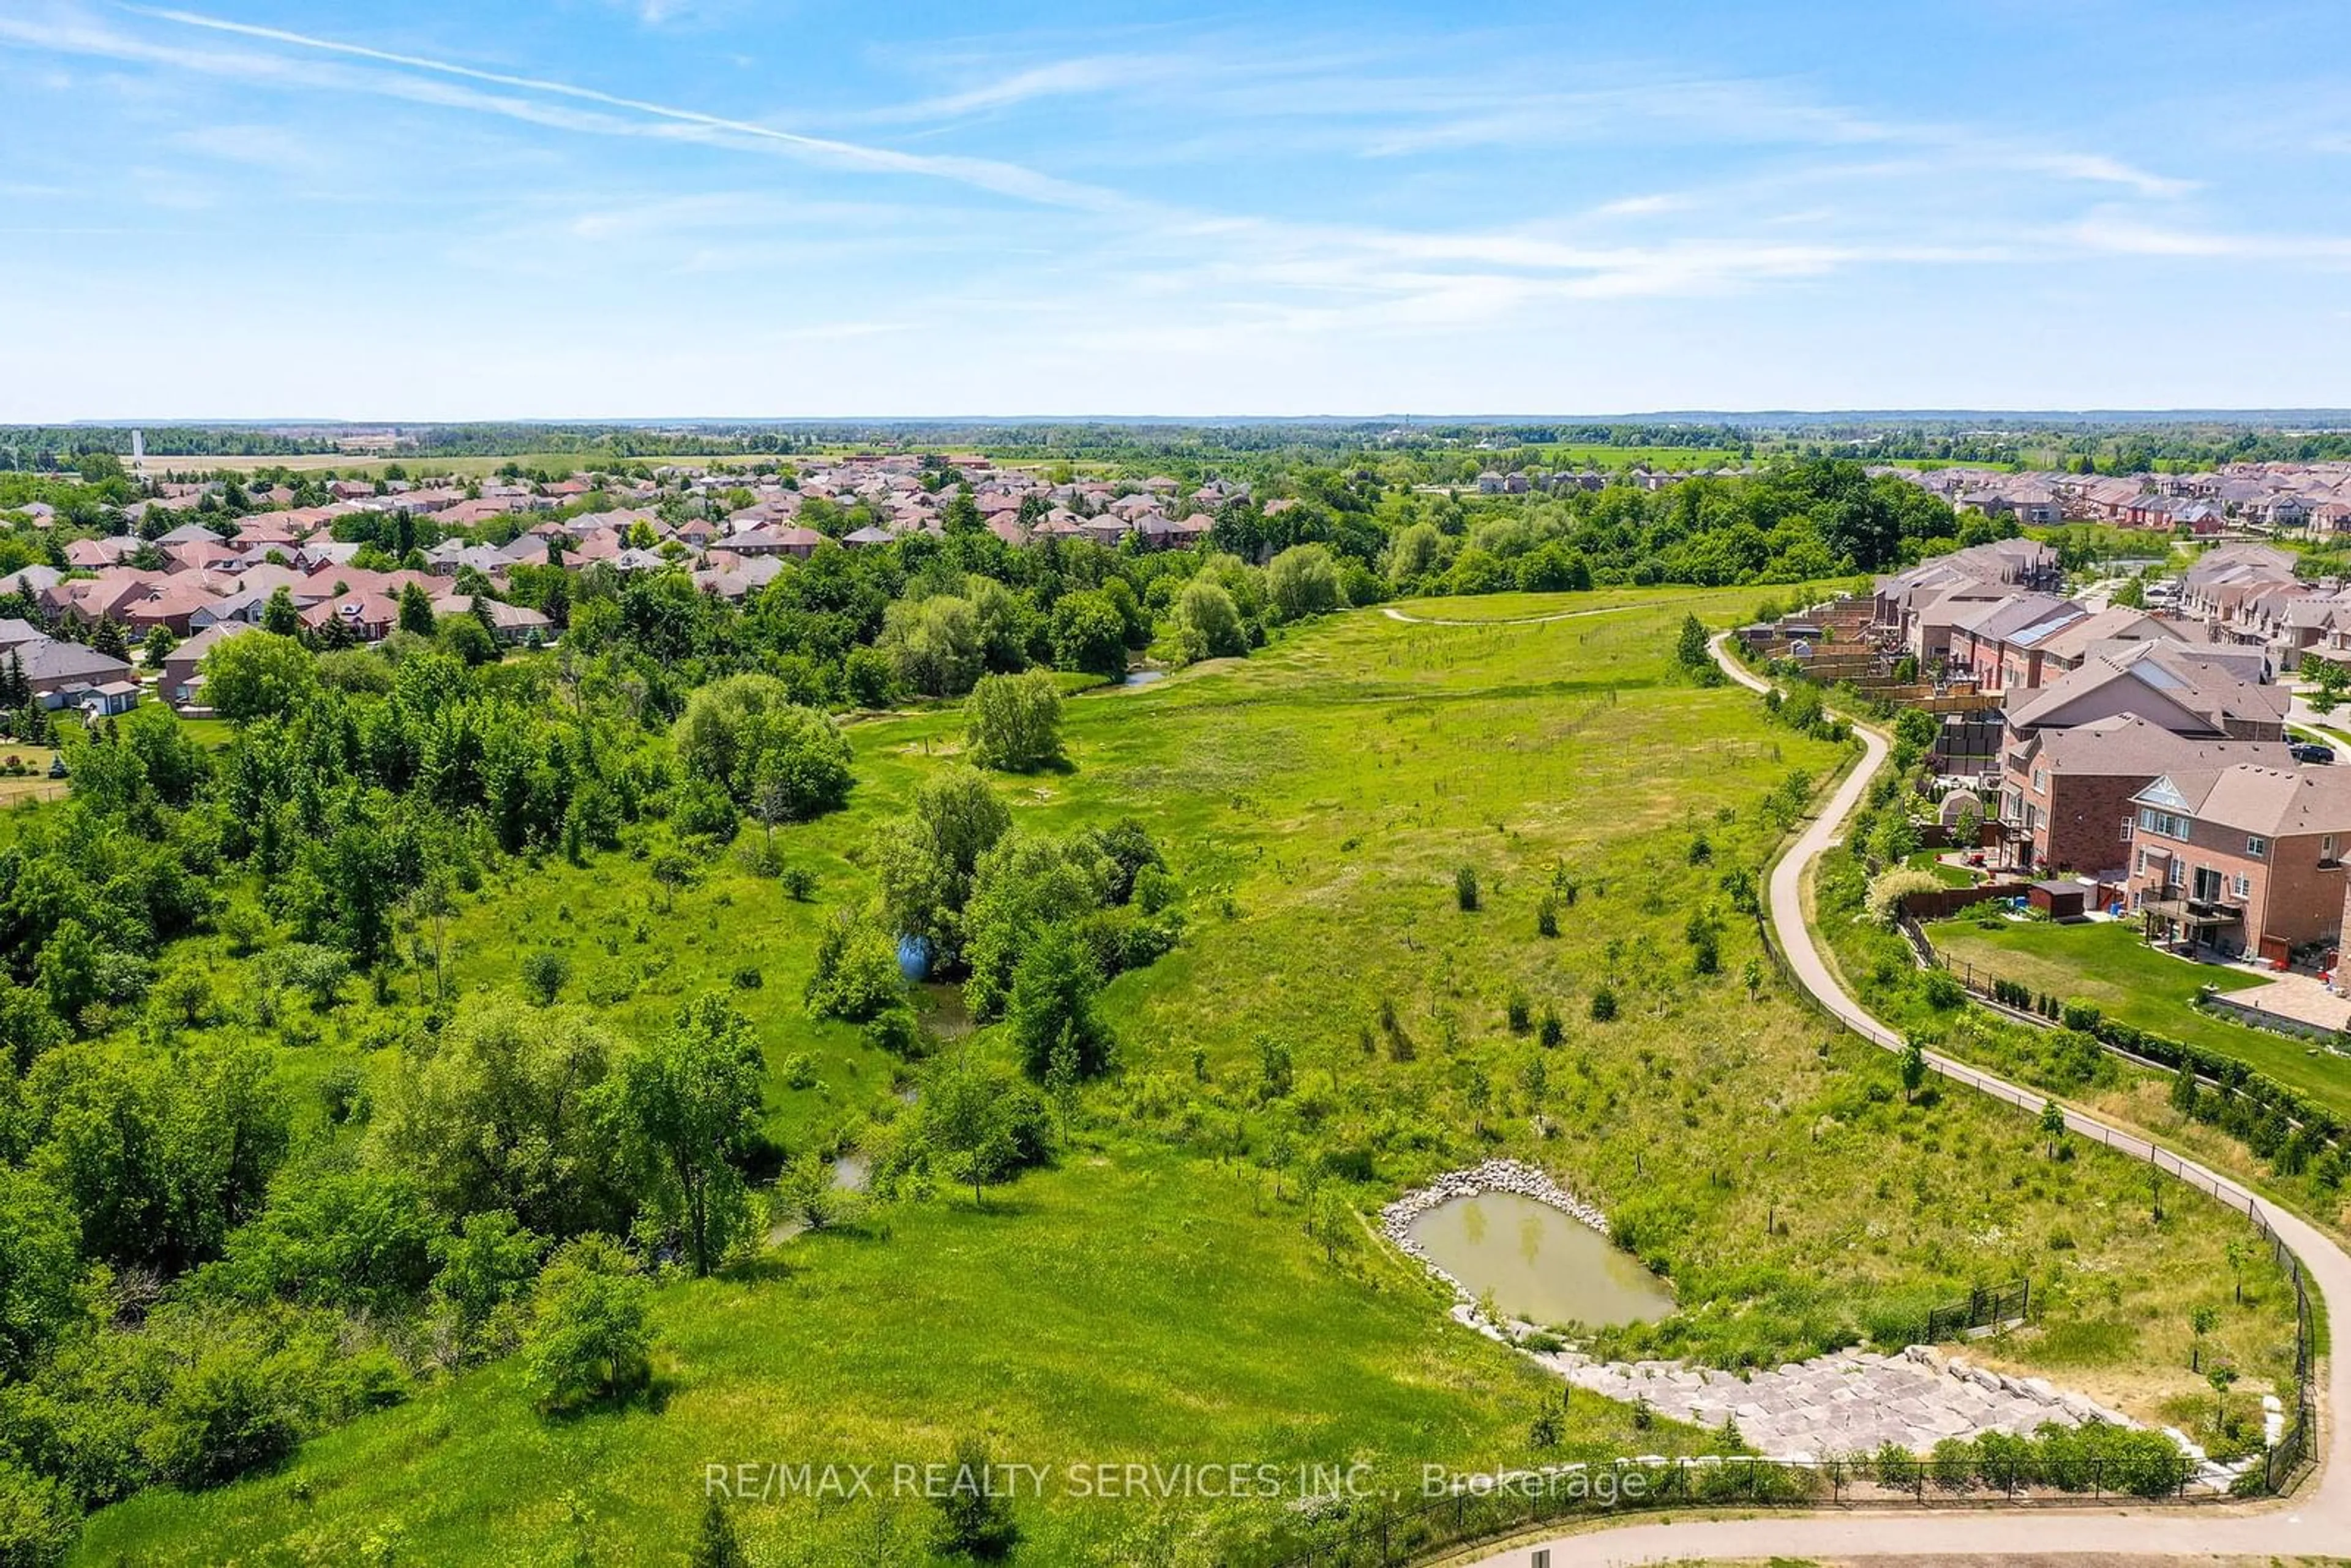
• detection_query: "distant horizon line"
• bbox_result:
[13,408,2351,431]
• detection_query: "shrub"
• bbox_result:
[140,1340,302,1488]
[1864,866,1943,926]
[964,670,1064,772]
[1505,991,1532,1034]
[520,950,571,1007]
[0,1462,75,1568]
[929,1436,1020,1559]
[1920,970,1965,1009]
[1454,866,1480,912]
[521,1235,651,1414]
[805,917,907,1023]
[1589,987,1618,1022]
[673,776,743,842]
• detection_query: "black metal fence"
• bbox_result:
[1924,1278,2030,1342]
[1749,911,2320,1496]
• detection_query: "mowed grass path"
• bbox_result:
[76,587,2298,1565]
[1928,916,2351,1122]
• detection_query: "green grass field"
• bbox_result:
[1925,916,2351,1122]
[73,590,2299,1565]
[1535,445,1745,471]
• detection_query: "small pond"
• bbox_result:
[1123,666,1168,687]
[1406,1192,1674,1329]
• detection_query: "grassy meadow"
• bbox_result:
[73,588,2300,1565]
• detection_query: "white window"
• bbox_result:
[2135,849,2148,874]
[2031,768,2044,791]
[2120,817,2133,841]
[2233,873,2252,899]
[2246,835,2268,858]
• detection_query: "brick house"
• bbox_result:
[2004,642,2286,741]
[2126,764,2351,961]
[1998,715,2290,877]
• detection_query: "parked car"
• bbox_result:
[2291,741,2336,765]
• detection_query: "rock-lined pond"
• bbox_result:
[1406,1191,1674,1329]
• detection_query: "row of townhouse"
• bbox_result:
[1870,538,2064,661]
[1888,462,2351,534]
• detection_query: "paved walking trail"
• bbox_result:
[1452,632,2348,1565]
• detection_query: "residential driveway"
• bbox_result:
[1453,639,2351,1567]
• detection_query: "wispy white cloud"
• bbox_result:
[171,121,331,173]
[88,5,1141,210]
[2019,152,2198,198]
[843,55,1165,123]
[2069,217,2351,261]
[1591,193,1692,219]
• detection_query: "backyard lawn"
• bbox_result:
[1927,915,2351,1121]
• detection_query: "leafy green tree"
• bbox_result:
[429,1209,546,1352]
[34,917,101,1030]
[965,670,1063,772]
[213,1168,446,1313]
[1007,921,1111,1082]
[260,587,303,637]
[201,631,317,722]
[674,675,853,816]
[2039,1095,2067,1158]
[1900,1036,1929,1104]
[1675,613,1711,671]
[1170,577,1246,664]
[435,612,497,668]
[689,1495,751,1568]
[397,580,438,637]
[880,594,984,697]
[0,1461,77,1568]
[1048,588,1127,679]
[522,1234,653,1412]
[617,994,767,1278]
[29,1040,288,1274]
[1264,543,1347,621]
[929,1436,1019,1559]
[372,998,626,1239]
[0,1168,82,1381]
[941,484,983,537]
[874,767,1011,959]
[926,1056,1026,1209]
[522,949,571,1007]
[803,913,907,1022]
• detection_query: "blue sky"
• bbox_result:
[4,0,2350,419]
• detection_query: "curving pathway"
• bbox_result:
[1454,633,2345,1566]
